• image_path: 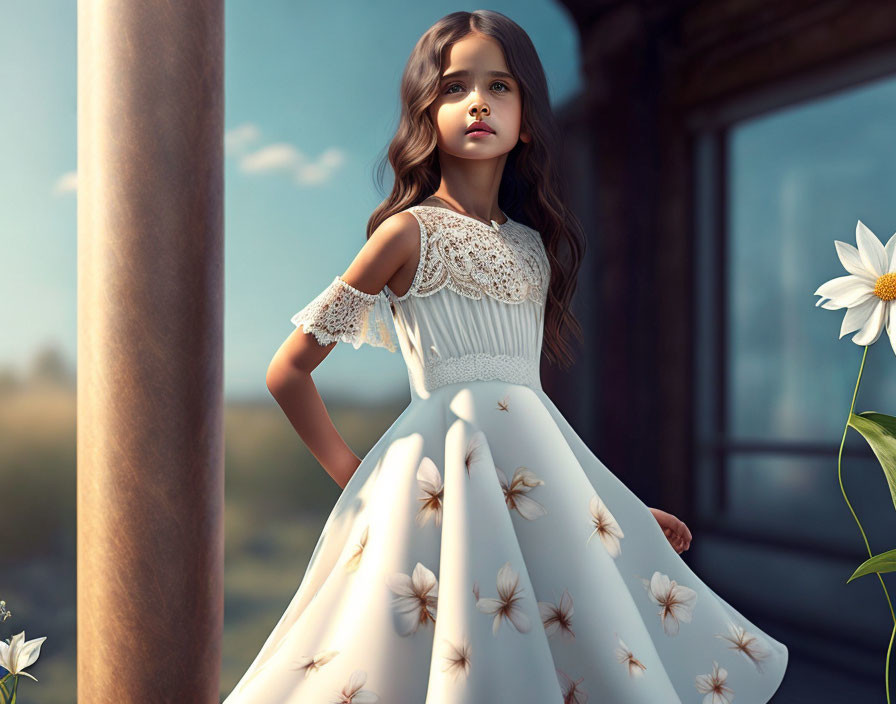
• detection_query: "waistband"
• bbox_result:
[408,352,542,400]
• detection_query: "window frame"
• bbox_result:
[690,48,896,558]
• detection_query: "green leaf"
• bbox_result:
[848,548,896,582]
[847,411,896,511]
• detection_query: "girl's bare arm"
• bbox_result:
[265,212,420,489]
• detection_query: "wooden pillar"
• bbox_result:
[77,2,224,701]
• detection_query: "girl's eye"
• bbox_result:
[444,81,510,95]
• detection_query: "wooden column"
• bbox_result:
[77,2,224,701]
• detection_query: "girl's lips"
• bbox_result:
[466,130,494,138]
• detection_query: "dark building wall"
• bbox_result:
[546,1,896,697]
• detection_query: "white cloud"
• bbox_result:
[52,123,345,194]
[240,142,302,172]
[239,142,346,186]
[293,147,346,186]
[53,171,77,195]
[225,123,261,156]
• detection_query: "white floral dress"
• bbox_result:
[222,205,788,704]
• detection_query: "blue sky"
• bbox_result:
[1,1,582,401]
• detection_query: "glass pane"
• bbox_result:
[727,74,896,442]
[722,453,896,552]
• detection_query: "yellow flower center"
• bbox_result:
[875,272,896,301]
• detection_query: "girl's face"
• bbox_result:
[428,33,530,161]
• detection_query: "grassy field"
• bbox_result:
[0,384,408,703]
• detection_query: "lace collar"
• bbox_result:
[412,204,511,233]
[396,204,548,305]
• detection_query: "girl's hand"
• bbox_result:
[649,507,692,554]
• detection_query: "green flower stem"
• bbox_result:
[838,344,894,702]
[0,676,9,704]
[8,675,14,704]
[890,626,896,704]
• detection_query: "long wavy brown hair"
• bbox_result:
[367,10,585,369]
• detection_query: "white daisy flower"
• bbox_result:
[813,219,896,352]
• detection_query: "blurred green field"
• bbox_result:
[0,383,408,703]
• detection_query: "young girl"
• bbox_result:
[224,10,787,703]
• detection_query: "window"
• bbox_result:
[695,72,896,554]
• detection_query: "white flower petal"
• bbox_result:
[820,298,847,310]
[663,614,681,635]
[513,468,545,488]
[411,562,438,595]
[513,494,548,520]
[558,589,574,616]
[539,602,559,636]
[386,573,415,598]
[601,532,622,558]
[7,632,24,666]
[347,669,367,690]
[839,296,880,339]
[416,457,442,492]
[673,586,698,621]
[496,562,518,595]
[835,240,879,281]
[649,571,672,596]
[856,220,888,277]
[813,274,874,308]
[396,607,422,635]
[476,597,503,615]
[507,607,531,633]
[396,595,427,616]
[852,298,887,346]
[885,231,896,273]
[414,505,435,528]
[2,630,46,682]
[888,304,896,358]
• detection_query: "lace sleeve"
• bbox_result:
[291,275,398,352]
